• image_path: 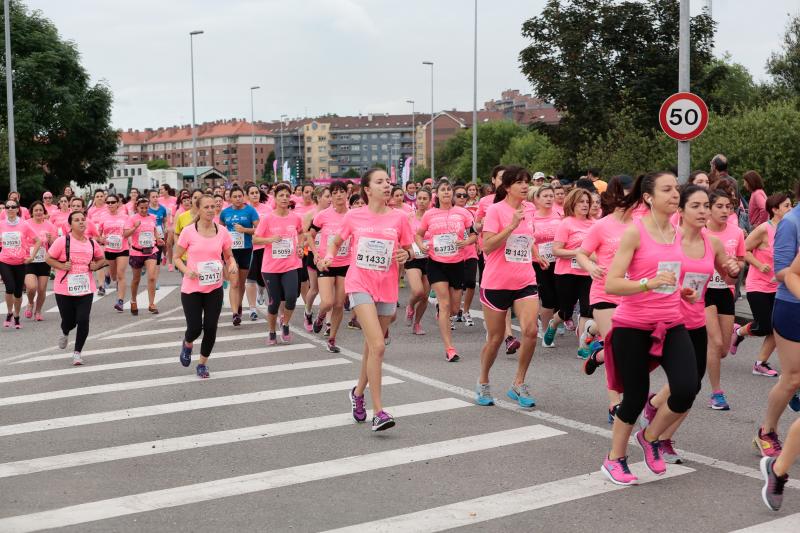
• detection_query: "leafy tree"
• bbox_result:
[147,159,170,170]
[0,1,117,198]
[411,165,430,181]
[437,121,527,181]
[500,130,565,175]
[342,168,360,180]
[699,55,761,114]
[767,15,800,95]
[263,150,276,180]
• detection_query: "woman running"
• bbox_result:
[320,168,413,431]
[1,199,39,328]
[532,185,562,348]
[600,171,698,485]
[292,183,317,322]
[96,194,130,312]
[50,196,71,237]
[148,189,169,272]
[703,189,745,410]
[310,181,351,352]
[474,166,540,408]
[732,193,792,376]
[243,185,271,320]
[345,193,366,331]
[404,188,431,335]
[174,194,237,378]
[302,186,331,331]
[125,188,141,215]
[45,211,106,365]
[453,184,478,326]
[126,198,164,315]
[41,191,58,217]
[23,201,56,321]
[253,183,304,345]
[416,178,476,362]
[219,186,260,326]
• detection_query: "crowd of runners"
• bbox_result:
[3,154,800,511]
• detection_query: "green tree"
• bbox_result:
[767,15,800,95]
[147,159,170,170]
[342,168,360,180]
[411,165,431,182]
[699,55,761,114]
[500,130,565,175]
[263,150,276,180]
[437,121,527,181]
[0,1,117,198]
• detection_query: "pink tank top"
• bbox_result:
[746,221,777,294]
[678,230,716,330]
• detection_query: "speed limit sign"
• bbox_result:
[659,92,709,141]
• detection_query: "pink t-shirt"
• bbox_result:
[293,201,316,219]
[97,212,130,253]
[533,209,562,265]
[339,207,413,303]
[0,218,36,265]
[312,207,351,268]
[251,202,272,251]
[553,204,565,218]
[255,211,303,274]
[418,206,473,263]
[705,222,745,292]
[87,204,108,222]
[177,223,233,294]
[126,213,159,257]
[481,200,537,290]
[580,214,629,305]
[475,194,495,222]
[48,234,104,296]
[553,216,595,276]
[50,211,70,237]
[746,221,777,294]
[678,231,716,330]
[631,203,649,220]
[24,218,57,264]
[461,208,479,261]
[44,203,59,216]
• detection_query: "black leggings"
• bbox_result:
[612,325,698,424]
[263,270,299,315]
[746,291,775,336]
[533,262,557,310]
[0,262,26,299]
[688,326,708,394]
[181,287,224,358]
[555,273,592,320]
[55,293,93,353]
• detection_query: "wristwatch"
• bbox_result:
[639,278,650,292]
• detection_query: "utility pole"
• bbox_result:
[189,30,204,184]
[422,61,435,179]
[406,100,415,181]
[472,0,478,183]
[4,0,17,193]
[677,0,690,183]
[250,86,260,183]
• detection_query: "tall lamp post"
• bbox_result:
[250,85,260,182]
[422,61,435,179]
[279,114,287,182]
[406,99,415,182]
[189,30,204,184]
[4,0,17,193]
[472,0,478,183]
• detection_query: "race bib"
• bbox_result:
[66,273,91,296]
[327,235,350,257]
[105,234,123,251]
[138,231,154,248]
[30,246,46,263]
[412,240,429,260]
[538,242,554,263]
[231,231,245,250]
[571,257,582,270]
[2,231,21,249]
[271,238,294,259]
[505,234,532,263]
[432,233,458,257]
[707,270,728,289]
[156,225,165,239]
[57,227,64,237]
[197,260,223,287]
[654,261,682,294]
[683,272,710,295]
[356,237,394,272]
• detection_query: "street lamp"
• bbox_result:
[189,30,204,184]
[250,86,260,182]
[422,61,435,179]
[279,114,287,182]
[4,0,17,193]
[406,99,415,182]
[472,0,478,184]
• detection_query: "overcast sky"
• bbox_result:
[21,0,800,130]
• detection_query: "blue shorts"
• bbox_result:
[773,298,800,342]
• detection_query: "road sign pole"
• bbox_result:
[677,0,690,183]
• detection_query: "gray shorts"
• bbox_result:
[349,292,396,316]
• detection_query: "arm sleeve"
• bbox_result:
[553,219,570,243]
[339,212,353,241]
[48,237,65,260]
[398,215,413,247]
[177,227,192,249]
[482,205,502,234]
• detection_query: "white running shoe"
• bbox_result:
[72,352,83,366]
[58,334,69,350]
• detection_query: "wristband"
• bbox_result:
[639,278,649,292]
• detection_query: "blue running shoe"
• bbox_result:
[789,391,800,412]
[543,320,557,347]
[196,364,210,379]
[709,391,730,410]
[179,342,192,367]
[475,383,494,406]
[507,383,536,408]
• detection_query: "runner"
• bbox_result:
[41,191,58,217]
[147,189,169,281]
[96,194,130,312]
[22,201,56,321]
[703,189,745,410]
[1,199,39,328]
[219,186,260,326]
[301,186,331,331]
[404,188,431,335]
[416,178,476,362]
[474,166,540,408]
[244,184,271,320]
[293,182,317,323]
[531,185,562,348]
[253,183,304,345]
[310,181,351,352]
[125,188,141,215]
[50,196,71,237]
[731,193,791,376]
[1,191,30,220]
[87,189,108,222]
[319,168,413,431]
[552,182,566,217]
[600,171,698,485]
[126,198,164,315]
[45,211,106,365]
[345,193,366,330]
[453,184,478,326]
[173,194,237,378]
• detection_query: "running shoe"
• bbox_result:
[179,341,192,367]
[256,286,266,306]
[463,312,474,327]
[304,311,314,332]
[505,336,521,355]
[456,309,464,322]
[445,347,460,362]
[576,347,591,359]
[384,330,390,346]
[601,456,638,486]
[196,364,210,379]
[349,387,367,422]
[543,320,557,347]
[3,314,11,328]
[58,333,68,349]
[753,361,779,377]
[412,323,426,335]
[72,352,84,366]
[709,391,730,410]
[343,298,350,312]
[405,304,414,326]
[34,312,43,322]
[312,316,325,334]
[281,323,291,344]
[790,391,800,412]
[583,341,604,375]
[760,456,788,511]
[565,319,576,331]
[24,307,32,319]
[168,263,175,272]
[730,326,745,355]
[580,319,595,349]
[475,383,494,406]
[660,439,683,464]
[450,316,456,331]
[97,285,106,297]
[556,322,566,336]
[635,429,665,475]
[639,393,657,429]
[148,305,159,314]
[130,302,138,316]
[507,383,536,408]
[113,299,124,312]
[250,310,258,321]
[232,313,242,326]
[268,332,277,346]
[104,274,111,288]
[14,317,21,329]
[347,317,361,330]
[608,404,620,425]
[326,338,341,353]
[323,324,331,337]
[754,428,783,458]
[371,410,395,431]
[399,277,405,288]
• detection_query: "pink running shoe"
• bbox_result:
[3,315,11,328]
[34,313,43,322]
[754,428,783,458]
[14,318,22,329]
[639,393,657,428]
[730,328,744,355]
[405,304,414,326]
[635,429,666,475]
[412,323,426,335]
[601,456,638,486]
[24,307,33,319]
[753,361,779,377]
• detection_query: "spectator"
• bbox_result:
[587,168,608,193]
[743,170,768,227]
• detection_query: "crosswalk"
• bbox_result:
[0,302,788,532]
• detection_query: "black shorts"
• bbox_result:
[480,285,538,312]
[533,262,557,310]
[426,258,464,289]
[104,250,130,261]
[25,262,51,277]
[129,254,157,269]
[297,265,309,284]
[591,301,618,313]
[247,249,266,287]
[231,248,253,270]
[405,258,427,275]
[747,291,775,336]
[462,258,478,290]
[704,287,735,316]
[318,265,348,278]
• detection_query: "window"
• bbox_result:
[124,169,129,176]
[317,136,326,142]
[379,133,388,139]
[381,145,388,150]
[307,157,312,163]
[307,147,312,153]
[371,155,378,161]
[318,146,326,153]
[116,170,121,177]
[351,134,361,140]
[371,134,378,139]
[138,168,142,176]
[319,157,327,163]
[223,160,229,165]
[232,158,238,164]
[351,145,360,152]
[306,136,312,142]
[390,133,401,139]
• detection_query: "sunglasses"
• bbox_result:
[106,200,118,204]
[43,196,53,199]
[5,204,18,209]
[455,193,468,198]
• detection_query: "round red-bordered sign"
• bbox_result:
[659,92,709,141]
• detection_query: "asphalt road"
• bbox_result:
[0,270,798,532]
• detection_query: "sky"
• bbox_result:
[20,0,800,130]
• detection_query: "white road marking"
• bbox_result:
[729,513,800,532]
[44,287,116,313]
[0,292,54,315]
[103,319,259,339]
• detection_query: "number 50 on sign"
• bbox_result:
[659,92,709,141]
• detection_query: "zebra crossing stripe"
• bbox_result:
[103,319,259,339]
[0,425,564,533]
[728,513,800,532]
